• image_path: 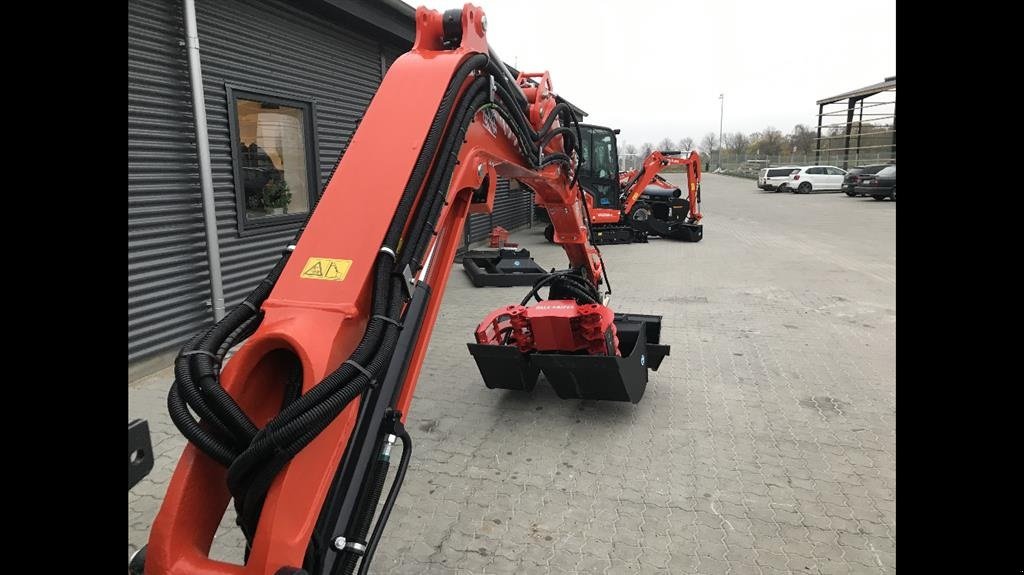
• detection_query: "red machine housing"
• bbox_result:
[475,300,618,355]
[488,226,518,248]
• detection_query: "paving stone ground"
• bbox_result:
[129,173,896,574]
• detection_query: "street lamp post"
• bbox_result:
[718,93,724,170]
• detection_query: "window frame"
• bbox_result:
[226,85,320,236]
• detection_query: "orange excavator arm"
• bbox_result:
[620,149,703,223]
[138,5,668,575]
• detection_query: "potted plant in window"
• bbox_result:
[260,178,292,215]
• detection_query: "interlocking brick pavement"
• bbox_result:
[129,174,896,573]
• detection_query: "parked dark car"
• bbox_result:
[855,165,896,201]
[843,164,889,197]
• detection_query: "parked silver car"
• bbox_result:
[757,166,800,192]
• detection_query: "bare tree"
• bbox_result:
[657,137,676,152]
[699,133,717,156]
[726,132,750,159]
[755,126,785,156]
[640,142,654,160]
[678,137,694,151]
[789,124,815,155]
[746,132,762,156]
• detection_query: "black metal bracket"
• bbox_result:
[382,409,406,438]
[129,419,155,490]
[462,249,550,287]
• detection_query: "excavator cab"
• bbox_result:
[578,124,623,210]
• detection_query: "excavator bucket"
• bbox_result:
[638,218,703,242]
[467,313,670,403]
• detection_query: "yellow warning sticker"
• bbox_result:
[300,258,353,282]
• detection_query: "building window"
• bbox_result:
[228,87,318,233]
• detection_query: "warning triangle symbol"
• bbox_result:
[304,261,324,277]
[325,262,340,279]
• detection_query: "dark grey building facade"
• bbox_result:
[128,0,534,373]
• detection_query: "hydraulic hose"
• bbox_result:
[226,270,404,539]
[336,454,390,575]
[539,126,577,149]
[575,182,612,295]
[168,256,290,465]
[357,430,412,575]
[385,53,489,252]
[488,48,529,112]
[518,269,599,306]
[534,102,575,142]
[401,75,492,271]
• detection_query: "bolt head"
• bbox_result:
[333,536,347,550]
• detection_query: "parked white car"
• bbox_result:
[757,166,800,192]
[786,166,848,193]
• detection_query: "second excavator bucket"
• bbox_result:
[637,218,703,242]
[467,313,670,403]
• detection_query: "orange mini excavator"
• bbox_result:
[134,5,670,575]
[612,148,704,243]
[544,128,704,245]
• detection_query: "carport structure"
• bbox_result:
[815,76,896,169]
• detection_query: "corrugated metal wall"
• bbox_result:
[383,45,405,70]
[128,0,536,365]
[196,0,392,306]
[493,179,534,232]
[128,0,210,362]
[465,178,535,245]
[128,0,408,363]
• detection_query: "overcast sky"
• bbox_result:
[419,0,895,149]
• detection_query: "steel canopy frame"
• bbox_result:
[814,76,896,169]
